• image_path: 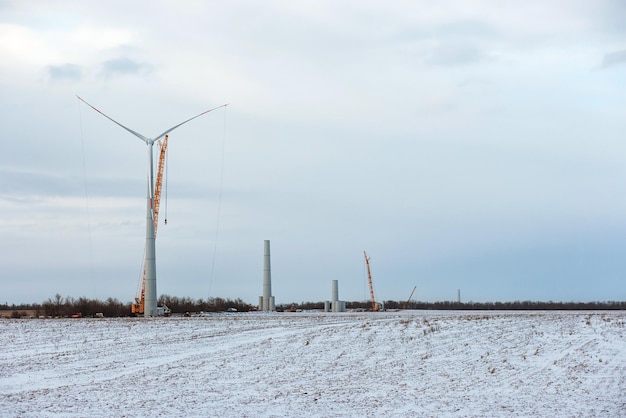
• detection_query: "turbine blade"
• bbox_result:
[152,104,229,141]
[76,95,150,143]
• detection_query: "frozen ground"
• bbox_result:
[1,311,625,417]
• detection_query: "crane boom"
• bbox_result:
[405,285,416,309]
[132,135,169,315]
[364,251,379,311]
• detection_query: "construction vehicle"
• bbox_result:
[132,135,170,316]
[363,251,380,311]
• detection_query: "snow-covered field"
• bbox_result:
[1,311,625,417]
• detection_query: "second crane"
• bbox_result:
[364,251,381,311]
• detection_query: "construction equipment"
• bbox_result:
[132,135,169,315]
[363,251,379,311]
[404,286,416,309]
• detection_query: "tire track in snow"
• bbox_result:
[1,311,625,417]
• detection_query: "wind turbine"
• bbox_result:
[77,96,228,317]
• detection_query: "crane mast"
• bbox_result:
[364,251,379,311]
[153,135,168,229]
[132,135,169,315]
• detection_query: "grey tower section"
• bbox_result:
[259,240,275,311]
[332,280,338,303]
[329,279,345,312]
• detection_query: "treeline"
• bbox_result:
[277,300,626,311]
[0,294,255,318]
[158,295,252,314]
[2,294,131,318]
[395,300,626,310]
[2,296,625,318]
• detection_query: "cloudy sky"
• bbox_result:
[1,1,625,306]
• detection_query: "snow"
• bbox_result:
[1,311,625,417]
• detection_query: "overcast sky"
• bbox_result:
[1,1,626,306]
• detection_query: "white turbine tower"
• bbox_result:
[77,96,227,317]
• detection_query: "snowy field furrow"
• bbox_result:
[1,311,625,417]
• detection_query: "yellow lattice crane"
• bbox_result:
[364,251,379,311]
[132,135,169,315]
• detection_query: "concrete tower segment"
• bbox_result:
[259,240,275,311]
